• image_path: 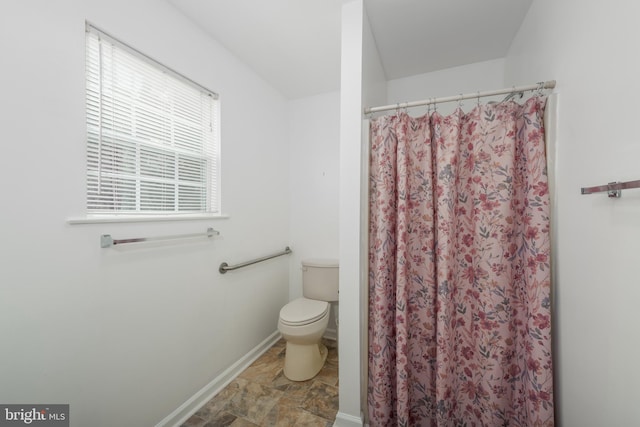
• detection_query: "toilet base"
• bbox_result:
[283,342,328,381]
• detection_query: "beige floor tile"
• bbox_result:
[190,338,338,426]
[237,360,282,385]
[228,418,260,427]
[181,414,207,427]
[262,401,306,427]
[226,379,284,424]
[295,410,335,427]
[202,411,237,427]
[314,364,338,387]
[300,381,339,421]
[195,379,242,419]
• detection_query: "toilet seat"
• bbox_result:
[279,298,329,326]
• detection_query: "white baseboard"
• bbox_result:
[155,331,282,427]
[333,411,363,427]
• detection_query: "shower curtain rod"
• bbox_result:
[364,80,556,114]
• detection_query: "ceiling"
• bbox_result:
[168,0,533,100]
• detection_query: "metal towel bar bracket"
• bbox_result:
[219,246,292,274]
[101,227,219,248]
[581,179,640,198]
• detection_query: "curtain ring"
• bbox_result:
[536,81,545,95]
[458,94,464,108]
[433,98,437,112]
[477,91,481,106]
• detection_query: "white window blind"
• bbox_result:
[85,25,220,215]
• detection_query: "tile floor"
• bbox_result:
[181,338,339,427]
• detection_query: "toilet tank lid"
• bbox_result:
[302,258,339,268]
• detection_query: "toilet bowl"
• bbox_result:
[278,298,330,381]
[278,259,338,381]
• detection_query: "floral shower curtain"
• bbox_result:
[368,96,554,426]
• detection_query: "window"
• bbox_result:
[85,24,220,216]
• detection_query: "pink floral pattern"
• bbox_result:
[368,97,554,426]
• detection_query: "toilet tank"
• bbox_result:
[302,259,339,302]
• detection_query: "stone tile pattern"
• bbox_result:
[182,339,338,427]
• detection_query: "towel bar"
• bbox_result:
[101,227,219,248]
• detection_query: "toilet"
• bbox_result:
[278,259,338,381]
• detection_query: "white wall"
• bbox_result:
[505,0,640,425]
[337,1,386,425]
[387,58,506,116]
[287,91,341,337]
[287,91,341,298]
[359,7,388,425]
[337,1,366,423]
[0,1,289,426]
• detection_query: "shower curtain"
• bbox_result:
[368,96,554,426]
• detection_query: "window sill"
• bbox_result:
[67,213,230,225]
